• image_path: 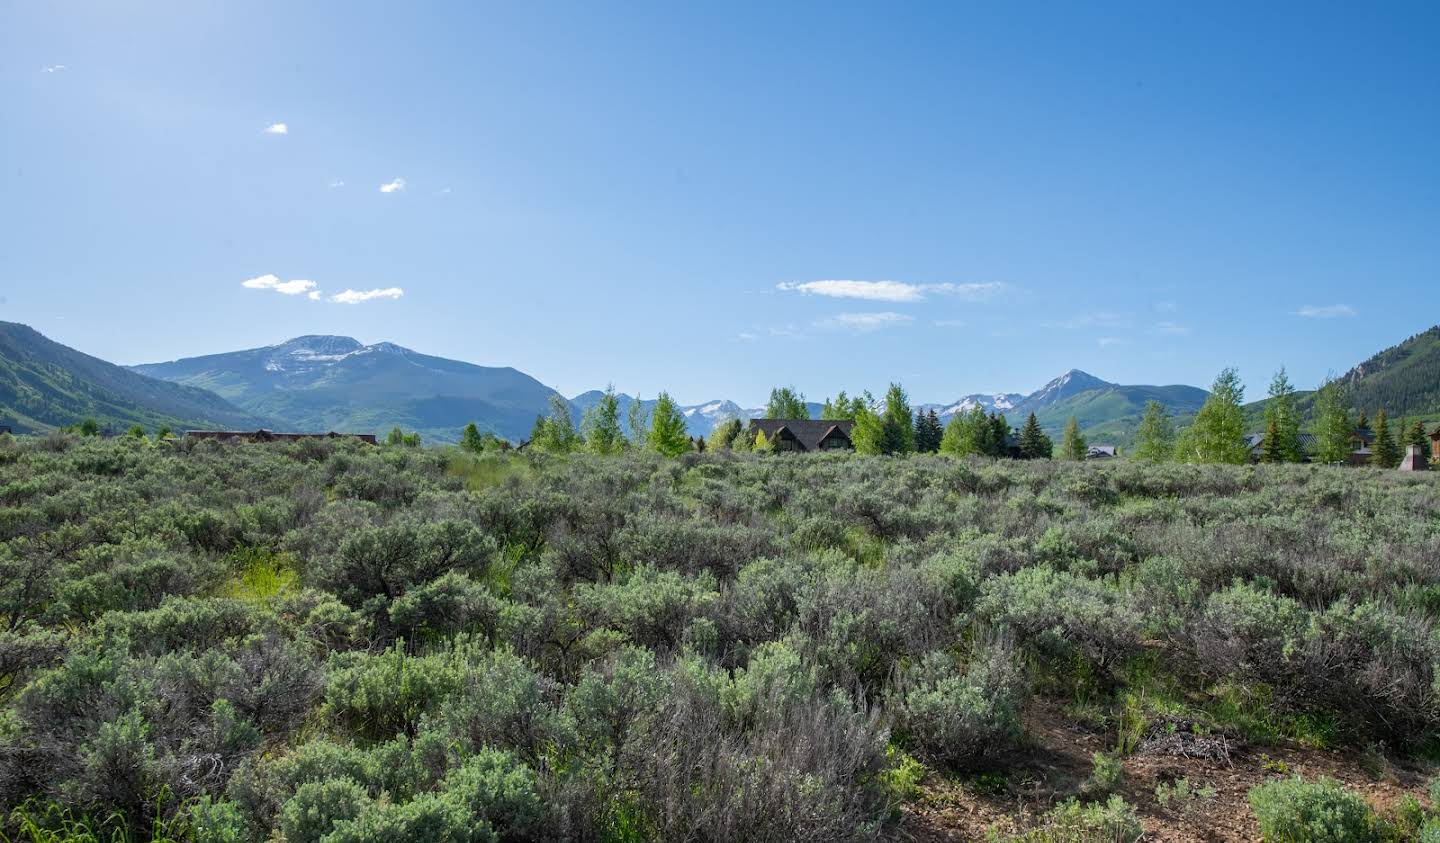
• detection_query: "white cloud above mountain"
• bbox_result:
[331,287,404,304]
[777,279,1007,303]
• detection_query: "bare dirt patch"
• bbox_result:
[899,701,1435,841]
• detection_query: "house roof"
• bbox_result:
[748,418,854,451]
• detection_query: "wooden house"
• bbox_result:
[186,429,378,445]
[747,419,855,452]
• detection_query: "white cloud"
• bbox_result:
[329,179,345,188]
[736,331,758,342]
[437,187,452,195]
[263,122,288,135]
[1295,304,1357,319]
[43,65,66,73]
[1153,321,1190,336]
[777,279,1007,303]
[1097,336,1127,347]
[1045,311,1127,330]
[331,287,404,304]
[308,290,322,301]
[379,178,406,193]
[815,312,914,333]
[241,274,317,296]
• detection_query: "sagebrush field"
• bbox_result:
[3,434,1440,841]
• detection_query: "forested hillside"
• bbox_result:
[0,322,264,433]
[1,436,1437,840]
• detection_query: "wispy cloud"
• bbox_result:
[331,287,404,304]
[777,279,1008,303]
[263,122,288,135]
[437,187,452,195]
[241,274,316,296]
[814,312,914,333]
[43,65,66,73]
[328,179,345,189]
[736,331,758,342]
[1153,321,1190,336]
[1097,336,1127,347]
[933,319,967,328]
[1044,311,1127,330]
[1295,304,1357,319]
[379,178,406,194]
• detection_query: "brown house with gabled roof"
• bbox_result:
[747,418,855,452]
[186,429,378,445]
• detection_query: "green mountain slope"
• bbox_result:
[1242,325,1440,430]
[0,322,266,433]
[1004,370,1210,446]
[132,336,565,443]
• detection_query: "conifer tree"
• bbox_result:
[1312,379,1354,464]
[1059,416,1087,461]
[766,387,809,419]
[1176,368,1249,464]
[989,414,1011,457]
[1371,409,1400,468]
[1355,409,1369,433]
[880,383,916,454]
[649,392,692,457]
[460,422,485,454]
[1018,412,1051,459]
[1263,367,1303,462]
[914,408,944,453]
[1406,420,1430,453]
[1133,400,1174,462]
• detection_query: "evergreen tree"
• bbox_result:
[387,426,406,446]
[649,392,691,457]
[821,391,857,420]
[1405,420,1430,453]
[711,417,743,450]
[78,418,100,437]
[1371,409,1400,468]
[1133,401,1174,463]
[880,383,916,454]
[1059,416,1087,461]
[694,436,706,453]
[126,424,146,439]
[1355,409,1369,434]
[914,408,944,453]
[460,422,485,454]
[581,386,627,455]
[1312,378,1354,464]
[766,386,809,419]
[989,414,1011,457]
[1018,412,1051,459]
[1176,367,1249,464]
[156,425,173,440]
[1263,367,1303,462]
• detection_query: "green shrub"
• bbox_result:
[892,642,1026,769]
[1004,795,1143,842]
[1247,776,1379,843]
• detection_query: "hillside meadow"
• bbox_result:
[2,433,1440,841]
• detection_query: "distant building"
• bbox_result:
[186,429,378,445]
[1431,428,1440,462]
[1086,445,1119,460]
[1243,428,1377,465]
[747,419,855,452]
[1399,444,1428,472]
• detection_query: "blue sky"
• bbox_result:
[2,1,1437,405]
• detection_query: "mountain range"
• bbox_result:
[0,321,265,434]
[1,322,1435,445]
